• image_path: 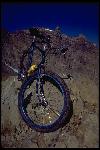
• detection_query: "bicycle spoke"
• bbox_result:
[46,90,51,99]
[47,104,60,117]
[24,75,64,127]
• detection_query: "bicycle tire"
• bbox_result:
[18,70,71,133]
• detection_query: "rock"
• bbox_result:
[67,135,79,148]
[1,26,99,148]
[82,114,99,133]
[55,142,66,148]
[84,129,99,148]
[44,129,61,147]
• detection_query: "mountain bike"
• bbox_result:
[18,28,71,133]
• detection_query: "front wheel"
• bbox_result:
[18,71,71,132]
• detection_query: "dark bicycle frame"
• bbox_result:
[28,38,45,70]
[18,35,50,104]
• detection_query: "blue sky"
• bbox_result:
[1,3,99,46]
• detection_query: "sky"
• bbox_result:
[1,3,99,46]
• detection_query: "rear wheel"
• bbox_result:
[18,71,71,132]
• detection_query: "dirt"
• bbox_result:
[1,50,99,148]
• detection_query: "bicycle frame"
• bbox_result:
[28,38,46,70]
[18,36,46,78]
[18,36,47,103]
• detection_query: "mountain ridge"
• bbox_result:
[1,27,98,85]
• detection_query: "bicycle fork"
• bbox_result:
[36,68,48,107]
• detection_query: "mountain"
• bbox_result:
[1,27,99,148]
[1,27,99,85]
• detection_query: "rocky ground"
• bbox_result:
[1,28,99,148]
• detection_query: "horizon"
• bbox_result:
[1,3,99,46]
